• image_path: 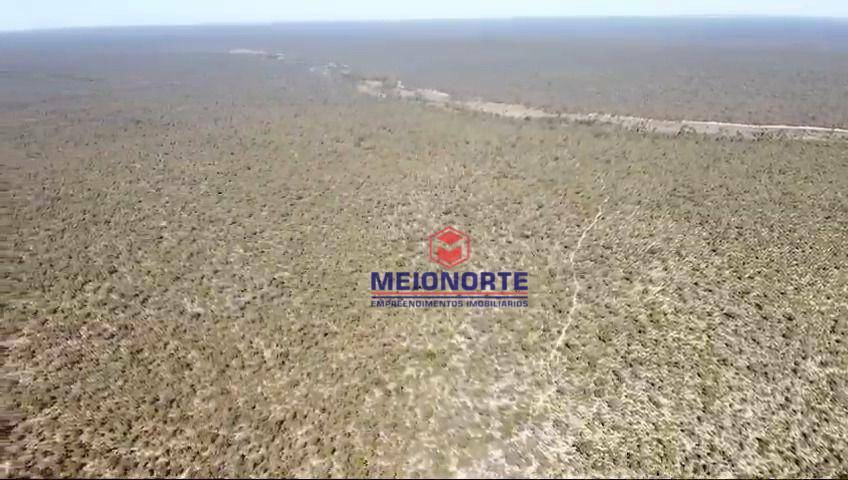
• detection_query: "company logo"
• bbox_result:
[370,226,529,308]
[428,226,470,268]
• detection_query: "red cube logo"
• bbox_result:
[429,226,471,269]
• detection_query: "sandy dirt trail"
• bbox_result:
[232,49,848,141]
[357,79,848,141]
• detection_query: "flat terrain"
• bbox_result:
[3,22,848,477]
[4,18,848,127]
[266,18,848,128]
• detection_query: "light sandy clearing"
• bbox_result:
[358,79,848,141]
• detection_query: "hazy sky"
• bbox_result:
[3,0,848,31]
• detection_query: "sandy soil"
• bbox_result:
[3,35,848,478]
[358,78,848,141]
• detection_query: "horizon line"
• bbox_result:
[3,14,848,35]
